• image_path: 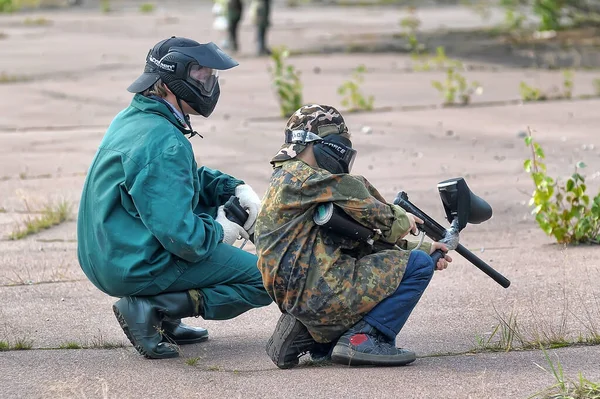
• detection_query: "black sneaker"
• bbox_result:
[266,312,318,369]
[331,320,416,367]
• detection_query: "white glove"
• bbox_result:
[216,205,249,245]
[234,184,261,234]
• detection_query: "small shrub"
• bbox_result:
[533,0,565,31]
[0,0,16,13]
[593,78,600,97]
[337,64,374,112]
[268,46,303,118]
[520,81,547,102]
[139,3,154,13]
[562,69,574,99]
[0,341,8,351]
[100,0,110,13]
[413,46,463,72]
[501,0,527,31]
[523,128,600,245]
[399,7,422,54]
[431,67,482,106]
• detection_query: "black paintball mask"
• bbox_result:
[128,37,239,119]
[155,44,232,118]
[285,130,357,174]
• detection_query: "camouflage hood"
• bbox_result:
[270,104,348,165]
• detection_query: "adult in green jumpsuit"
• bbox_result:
[77,36,273,359]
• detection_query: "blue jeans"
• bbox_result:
[363,250,434,342]
[134,243,273,321]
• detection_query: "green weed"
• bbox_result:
[338,64,374,112]
[8,200,72,240]
[524,128,600,245]
[268,46,303,118]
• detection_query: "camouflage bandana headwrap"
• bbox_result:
[270,104,349,165]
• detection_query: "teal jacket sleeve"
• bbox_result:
[128,143,225,263]
[195,166,244,209]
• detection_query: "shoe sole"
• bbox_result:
[112,304,179,360]
[266,313,313,369]
[163,335,209,346]
[330,345,416,367]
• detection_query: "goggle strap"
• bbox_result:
[285,130,323,145]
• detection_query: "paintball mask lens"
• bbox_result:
[187,64,219,96]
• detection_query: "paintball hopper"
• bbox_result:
[437,177,492,231]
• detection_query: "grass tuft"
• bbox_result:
[12,338,33,350]
[23,17,51,25]
[529,347,600,399]
[8,200,71,240]
[0,72,30,84]
[185,357,201,366]
[59,341,82,349]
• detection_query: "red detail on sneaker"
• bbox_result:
[350,334,368,346]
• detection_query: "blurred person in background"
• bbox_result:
[222,0,272,56]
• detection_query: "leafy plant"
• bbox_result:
[139,3,155,13]
[431,67,482,106]
[101,0,110,13]
[399,7,422,54]
[523,128,600,245]
[533,0,566,31]
[413,46,463,72]
[502,0,528,30]
[337,65,374,112]
[593,78,600,97]
[0,0,16,12]
[520,81,547,101]
[562,69,574,99]
[268,46,303,118]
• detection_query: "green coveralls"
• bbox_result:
[77,94,272,320]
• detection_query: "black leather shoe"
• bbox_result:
[112,291,200,359]
[162,318,209,345]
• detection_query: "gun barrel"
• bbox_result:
[455,244,511,288]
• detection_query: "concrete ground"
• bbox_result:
[1,1,599,398]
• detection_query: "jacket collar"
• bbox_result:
[130,94,190,134]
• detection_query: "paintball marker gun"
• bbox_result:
[313,177,511,289]
[223,195,253,249]
[394,177,510,288]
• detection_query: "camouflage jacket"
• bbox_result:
[254,159,432,343]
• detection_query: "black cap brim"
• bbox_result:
[127,72,160,93]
